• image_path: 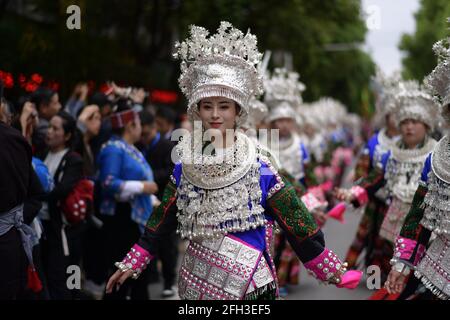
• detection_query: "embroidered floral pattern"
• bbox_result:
[146,181,177,231]
[267,176,319,242]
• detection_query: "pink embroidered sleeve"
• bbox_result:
[392,236,426,266]
[115,244,153,279]
[303,248,362,289]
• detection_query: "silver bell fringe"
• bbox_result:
[244,281,278,300]
[421,171,450,235]
[414,270,449,300]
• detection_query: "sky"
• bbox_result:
[361,0,420,75]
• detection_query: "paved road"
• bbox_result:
[284,208,374,300]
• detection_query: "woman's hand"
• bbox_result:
[105,269,133,294]
[151,195,162,208]
[142,182,158,195]
[20,102,38,141]
[78,104,100,124]
[333,187,354,202]
[78,83,89,102]
[130,88,146,104]
[384,269,406,294]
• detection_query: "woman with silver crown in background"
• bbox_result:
[335,78,440,299]
[262,68,328,296]
[384,33,450,300]
[105,21,362,300]
[344,70,401,281]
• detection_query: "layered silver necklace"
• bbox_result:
[175,132,266,239]
[277,133,304,181]
[385,138,437,203]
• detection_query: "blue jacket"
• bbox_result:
[97,136,154,231]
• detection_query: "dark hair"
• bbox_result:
[31,87,56,111]
[54,110,78,149]
[156,106,176,124]
[139,110,155,127]
[89,92,112,109]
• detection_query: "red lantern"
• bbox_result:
[4,73,14,88]
[25,82,38,92]
[0,71,14,89]
[150,90,178,104]
[31,73,43,85]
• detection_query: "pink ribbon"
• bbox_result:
[327,202,346,223]
[336,270,363,289]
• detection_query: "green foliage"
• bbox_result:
[176,0,375,113]
[399,0,450,81]
[1,0,375,113]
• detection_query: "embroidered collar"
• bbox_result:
[391,137,436,163]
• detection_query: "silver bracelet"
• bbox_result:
[114,262,141,280]
[392,262,411,276]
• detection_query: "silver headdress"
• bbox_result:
[392,80,440,130]
[313,97,347,126]
[242,97,268,130]
[264,68,305,124]
[371,67,401,116]
[173,21,263,127]
[424,26,450,124]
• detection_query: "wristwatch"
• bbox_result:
[392,262,411,276]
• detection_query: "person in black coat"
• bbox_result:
[39,111,84,300]
[137,111,176,200]
[0,117,44,299]
[136,110,178,297]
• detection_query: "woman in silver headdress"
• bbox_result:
[344,70,401,279]
[105,22,362,300]
[335,78,440,298]
[384,35,450,300]
[263,69,327,296]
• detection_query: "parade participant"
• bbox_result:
[98,103,158,300]
[263,68,323,295]
[320,98,354,189]
[385,35,450,300]
[297,102,327,165]
[241,97,269,143]
[345,71,401,278]
[335,80,440,287]
[264,68,312,186]
[106,21,362,300]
